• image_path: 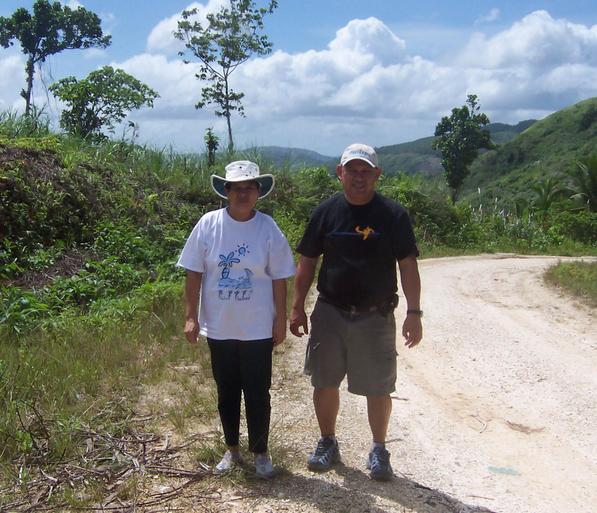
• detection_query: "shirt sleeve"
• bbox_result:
[296,205,325,257]
[267,220,296,279]
[393,209,419,261]
[176,217,207,272]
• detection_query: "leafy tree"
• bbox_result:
[174,0,278,152]
[49,66,159,139]
[0,0,111,116]
[432,94,493,202]
[567,155,597,212]
[204,127,219,166]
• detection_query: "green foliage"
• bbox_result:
[0,144,102,254]
[0,0,111,115]
[0,280,189,464]
[44,259,145,310]
[266,166,340,224]
[567,155,597,212]
[546,210,597,244]
[545,261,597,308]
[432,94,493,202]
[464,97,597,207]
[0,287,51,335]
[204,127,219,166]
[174,0,278,151]
[0,109,50,138]
[49,66,159,140]
[531,175,566,212]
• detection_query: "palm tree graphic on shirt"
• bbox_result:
[217,249,253,298]
[218,251,240,279]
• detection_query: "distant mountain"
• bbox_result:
[241,120,537,175]
[245,146,336,170]
[485,119,536,144]
[376,120,537,175]
[462,97,597,205]
[376,136,441,175]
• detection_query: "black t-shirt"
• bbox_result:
[297,192,418,307]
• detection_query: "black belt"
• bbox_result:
[318,294,380,314]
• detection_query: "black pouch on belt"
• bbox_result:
[377,294,399,316]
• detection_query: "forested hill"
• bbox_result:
[461,96,597,205]
[250,145,335,170]
[249,120,536,174]
[376,119,536,176]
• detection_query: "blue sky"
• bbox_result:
[1,1,596,156]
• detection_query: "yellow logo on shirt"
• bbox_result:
[355,226,374,240]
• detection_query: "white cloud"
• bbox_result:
[0,54,25,111]
[460,10,597,70]
[115,53,203,113]
[83,48,109,60]
[61,0,84,9]
[329,17,407,66]
[146,0,228,54]
[475,8,500,25]
[30,9,597,155]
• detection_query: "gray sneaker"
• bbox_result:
[307,437,340,471]
[214,450,243,474]
[366,446,393,481]
[254,453,275,479]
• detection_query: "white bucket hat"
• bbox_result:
[340,143,379,168]
[211,160,275,199]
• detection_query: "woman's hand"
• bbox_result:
[184,317,200,344]
[272,315,287,346]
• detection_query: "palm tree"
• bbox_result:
[218,251,240,279]
[531,176,564,213]
[567,155,597,212]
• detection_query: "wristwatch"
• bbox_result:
[406,309,423,317]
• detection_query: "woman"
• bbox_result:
[177,160,295,478]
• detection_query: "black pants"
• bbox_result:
[207,338,273,454]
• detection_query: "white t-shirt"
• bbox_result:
[177,208,295,341]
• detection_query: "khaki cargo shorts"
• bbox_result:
[304,298,397,396]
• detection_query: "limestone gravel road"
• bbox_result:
[179,254,597,513]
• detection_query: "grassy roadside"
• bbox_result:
[544,261,597,308]
[0,280,219,509]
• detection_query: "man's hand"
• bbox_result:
[184,317,199,344]
[289,307,309,337]
[402,315,422,348]
[272,315,287,346]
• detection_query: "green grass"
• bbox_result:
[0,278,218,506]
[544,261,597,307]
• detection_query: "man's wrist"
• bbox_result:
[406,309,423,317]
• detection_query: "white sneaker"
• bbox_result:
[254,453,275,478]
[214,450,242,474]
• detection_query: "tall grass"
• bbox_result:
[0,280,215,461]
[544,261,597,307]
[0,109,51,139]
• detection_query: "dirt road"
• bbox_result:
[184,254,597,513]
[381,254,596,513]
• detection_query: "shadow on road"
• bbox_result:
[243,461,497,513]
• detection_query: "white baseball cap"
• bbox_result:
[340,143,378,168]
[211,160,275,199]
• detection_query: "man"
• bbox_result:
[289,143,422,481]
